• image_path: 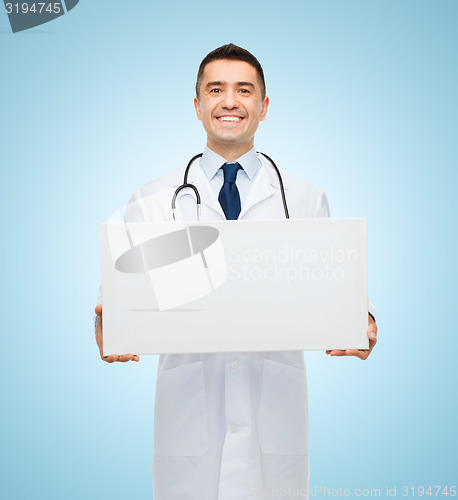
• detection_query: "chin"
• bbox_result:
[214,134,245,143]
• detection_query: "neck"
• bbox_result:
[206,140,254,162]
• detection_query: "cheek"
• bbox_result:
[200,106,212,123]
[249,102,263,118]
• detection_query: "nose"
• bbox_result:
[221,89,239,109]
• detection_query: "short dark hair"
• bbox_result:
[195,43,266,99]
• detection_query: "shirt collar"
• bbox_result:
[200,145,260,182]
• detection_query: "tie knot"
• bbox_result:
[222,162,242,183]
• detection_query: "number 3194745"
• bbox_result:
[5,3,62,14]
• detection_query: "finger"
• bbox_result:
[117,353,137,363]
[346,348,369,360]
[95,317,104,357]
[329,350,346,356]
[367,326,377,341]
[102,354,118,363]
[95,304,102,316]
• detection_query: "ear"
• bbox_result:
[194,96,202,121]
[260,96,269,121]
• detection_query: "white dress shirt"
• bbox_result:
[199,145,261,208]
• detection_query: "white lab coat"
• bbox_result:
[124,154,330,500]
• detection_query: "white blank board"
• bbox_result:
[100,218,368,354]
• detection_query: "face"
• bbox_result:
[194,59,269,153]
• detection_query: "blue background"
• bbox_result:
[1,0,456,498]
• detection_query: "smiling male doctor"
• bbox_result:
[95,43,377,500]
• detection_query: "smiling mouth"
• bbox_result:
[216,116,244,122]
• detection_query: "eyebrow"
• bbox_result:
[206,81,256,89]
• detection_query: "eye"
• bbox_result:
[239,89,250,94]
[210,88,221,93]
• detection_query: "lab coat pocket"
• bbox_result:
[154,360,209,457]
[259,358,308,455]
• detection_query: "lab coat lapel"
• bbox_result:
[238,157,275,219]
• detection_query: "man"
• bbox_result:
[95,44,377,499]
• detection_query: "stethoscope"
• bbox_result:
[171,152,290,221]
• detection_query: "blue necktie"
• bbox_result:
[218,162,242,220]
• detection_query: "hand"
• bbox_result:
[325,313,377,360]
[94,305,140,363]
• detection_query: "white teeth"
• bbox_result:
[217,116,242,122]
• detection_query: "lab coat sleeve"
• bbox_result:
[368,300,377,322]
[314,190,330,218]
[124,188,148,223]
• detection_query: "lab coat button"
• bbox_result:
[229,424,238,434]
[231,361,239,369]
